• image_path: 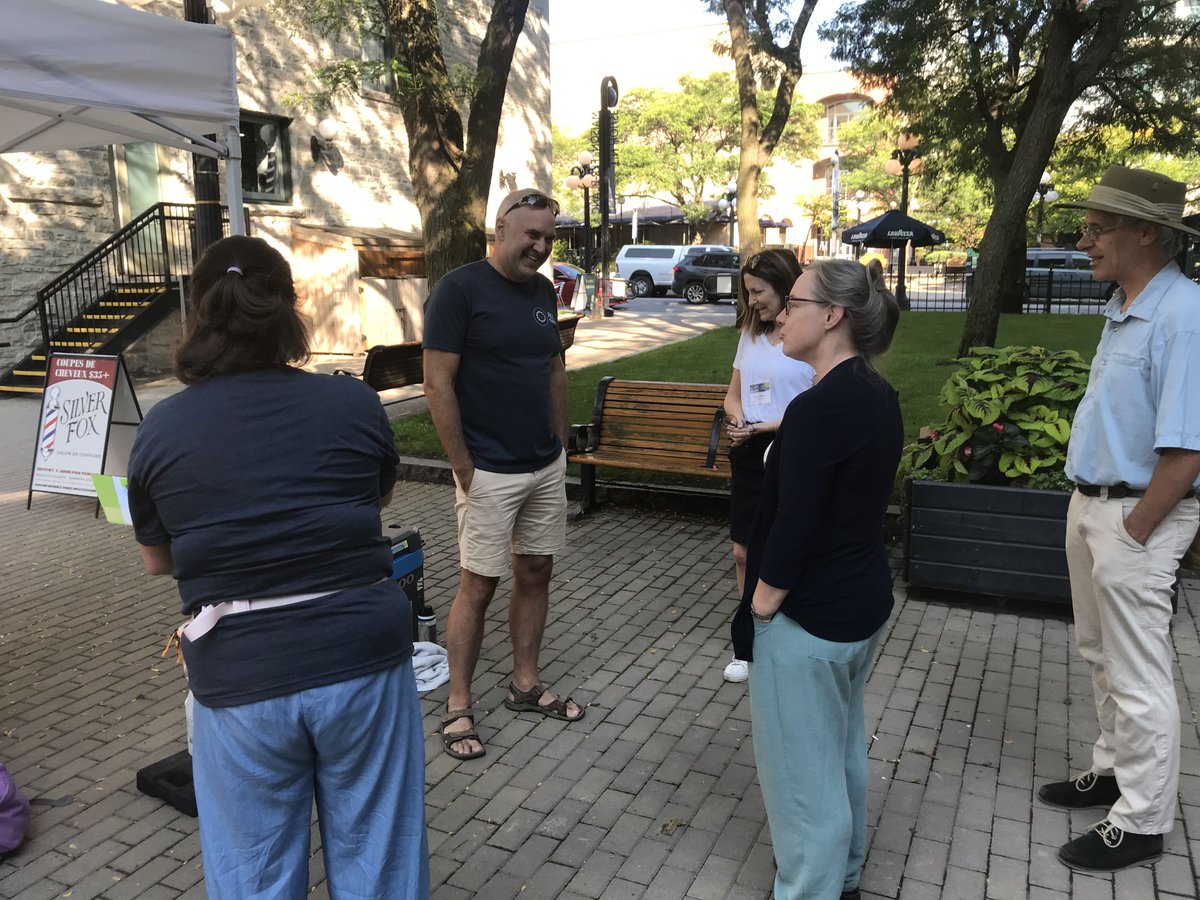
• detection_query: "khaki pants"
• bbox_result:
[1065,490,1199,834]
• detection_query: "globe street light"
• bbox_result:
[565,150,596,272]
[1033,172,1059,246]
[884,132,924,309]
[716,179,737,248]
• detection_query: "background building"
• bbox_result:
[0,0,550,379]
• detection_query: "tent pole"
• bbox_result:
[224,123,246,236]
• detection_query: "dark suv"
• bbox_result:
[671,250,740,304]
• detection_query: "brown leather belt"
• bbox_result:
[1076,483,1196,500]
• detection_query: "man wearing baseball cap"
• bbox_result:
[1036,166,1200,872]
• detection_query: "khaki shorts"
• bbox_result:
[454,449,567,577]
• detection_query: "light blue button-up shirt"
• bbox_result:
[1066,262,1200,489]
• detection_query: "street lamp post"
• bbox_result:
[1033,172,1059,246]
[565,150,596,272]
[884,132,924,310]
[716,179,737,248]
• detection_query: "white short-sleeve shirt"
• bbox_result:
[733,330,816,423]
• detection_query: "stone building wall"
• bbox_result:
[0,0,551,376]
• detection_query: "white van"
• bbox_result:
[615,244,734,297]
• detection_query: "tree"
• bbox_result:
[617,73,740,227]
[614,72,818,228]
[833,105,991,250]
[279,0,533,289]
[821,0,1200,355]
[708,0,821,259]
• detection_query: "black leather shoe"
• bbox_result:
[841,891,861,900]
[1058,820,1163,872]
[1037,772,1121,809]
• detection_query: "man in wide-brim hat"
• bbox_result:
[1035,166,1200,873]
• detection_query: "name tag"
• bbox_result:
[749,381,771,409]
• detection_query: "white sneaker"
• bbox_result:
[723,657,749,683]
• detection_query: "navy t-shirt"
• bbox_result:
[423,260,563,473]
[127,368,411,707]
[732,357,903,659]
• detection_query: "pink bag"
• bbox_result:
[0,764,31,854]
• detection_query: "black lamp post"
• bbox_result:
[566,150,596,272]
[717,179,737,247]
[1033,172,1059,246]
[884,133,923,310]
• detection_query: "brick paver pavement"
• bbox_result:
[2,389,1198,899]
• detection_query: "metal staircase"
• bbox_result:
[0,203,230,395]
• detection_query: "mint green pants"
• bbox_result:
[749,614,883,900]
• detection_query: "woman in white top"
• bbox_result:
[721,249,815,682]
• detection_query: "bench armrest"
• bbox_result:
[568,423,596,453]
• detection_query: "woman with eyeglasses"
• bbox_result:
[720,249,815,683]
[731,258,902,900]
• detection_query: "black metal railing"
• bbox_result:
[32,203,232,348]
[883,267,1112,314]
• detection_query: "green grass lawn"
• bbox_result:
[392,312,1104,466]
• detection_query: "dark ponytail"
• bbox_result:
[175,235,310,384]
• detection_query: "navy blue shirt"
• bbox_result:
[732,357,903,658]
[127,368,410,707]
[423,260,562,473]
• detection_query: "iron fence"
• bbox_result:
[33,203,232,347]
[882,267,1112,314]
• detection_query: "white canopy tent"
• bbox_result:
[0,0,245,232]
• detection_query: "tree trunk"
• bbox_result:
[390,0,529,290]
[957,0,1138,355]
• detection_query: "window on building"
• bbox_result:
[1178,0,1200,16]
[825,99,867,143]
[812,159,836,196]
[239,113,292,204]
[361,16,396,96]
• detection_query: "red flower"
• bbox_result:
[992,422,1004,431]
[963,447,973,457]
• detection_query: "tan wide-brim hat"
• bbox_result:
[1057,165,1200,237]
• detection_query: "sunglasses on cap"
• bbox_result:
[505,193,560,217]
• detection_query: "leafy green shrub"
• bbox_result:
[902,345,1090,487]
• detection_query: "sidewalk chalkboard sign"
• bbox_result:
[28,353,142,507]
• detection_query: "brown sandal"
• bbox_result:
[441,707,485,760]
[504,681,585,722]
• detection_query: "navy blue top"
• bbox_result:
[127,368,411,707]
[732,357,903,658]
[423,260,563,473]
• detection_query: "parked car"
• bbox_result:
[615,243,734,298]
[553,263,626,310]
[1024,248,1114,302]
[671,251,740,304]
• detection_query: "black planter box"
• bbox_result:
[905,479,1071,604]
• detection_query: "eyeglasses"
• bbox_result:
[1079,222,1123,241]
[505,193,560,217]
[783,296,829,313]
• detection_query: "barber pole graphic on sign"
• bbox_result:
[28,353,142,507]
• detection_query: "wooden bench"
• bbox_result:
[337,341,424,392]
[568,377,730,512]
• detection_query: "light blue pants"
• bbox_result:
[192,661,429,900]
[749,615,883,900]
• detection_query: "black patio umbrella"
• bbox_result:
[841,210,946,248]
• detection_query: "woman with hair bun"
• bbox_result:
[720,249,814,683]
[127,236,428,898]
[732,258,902,900]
